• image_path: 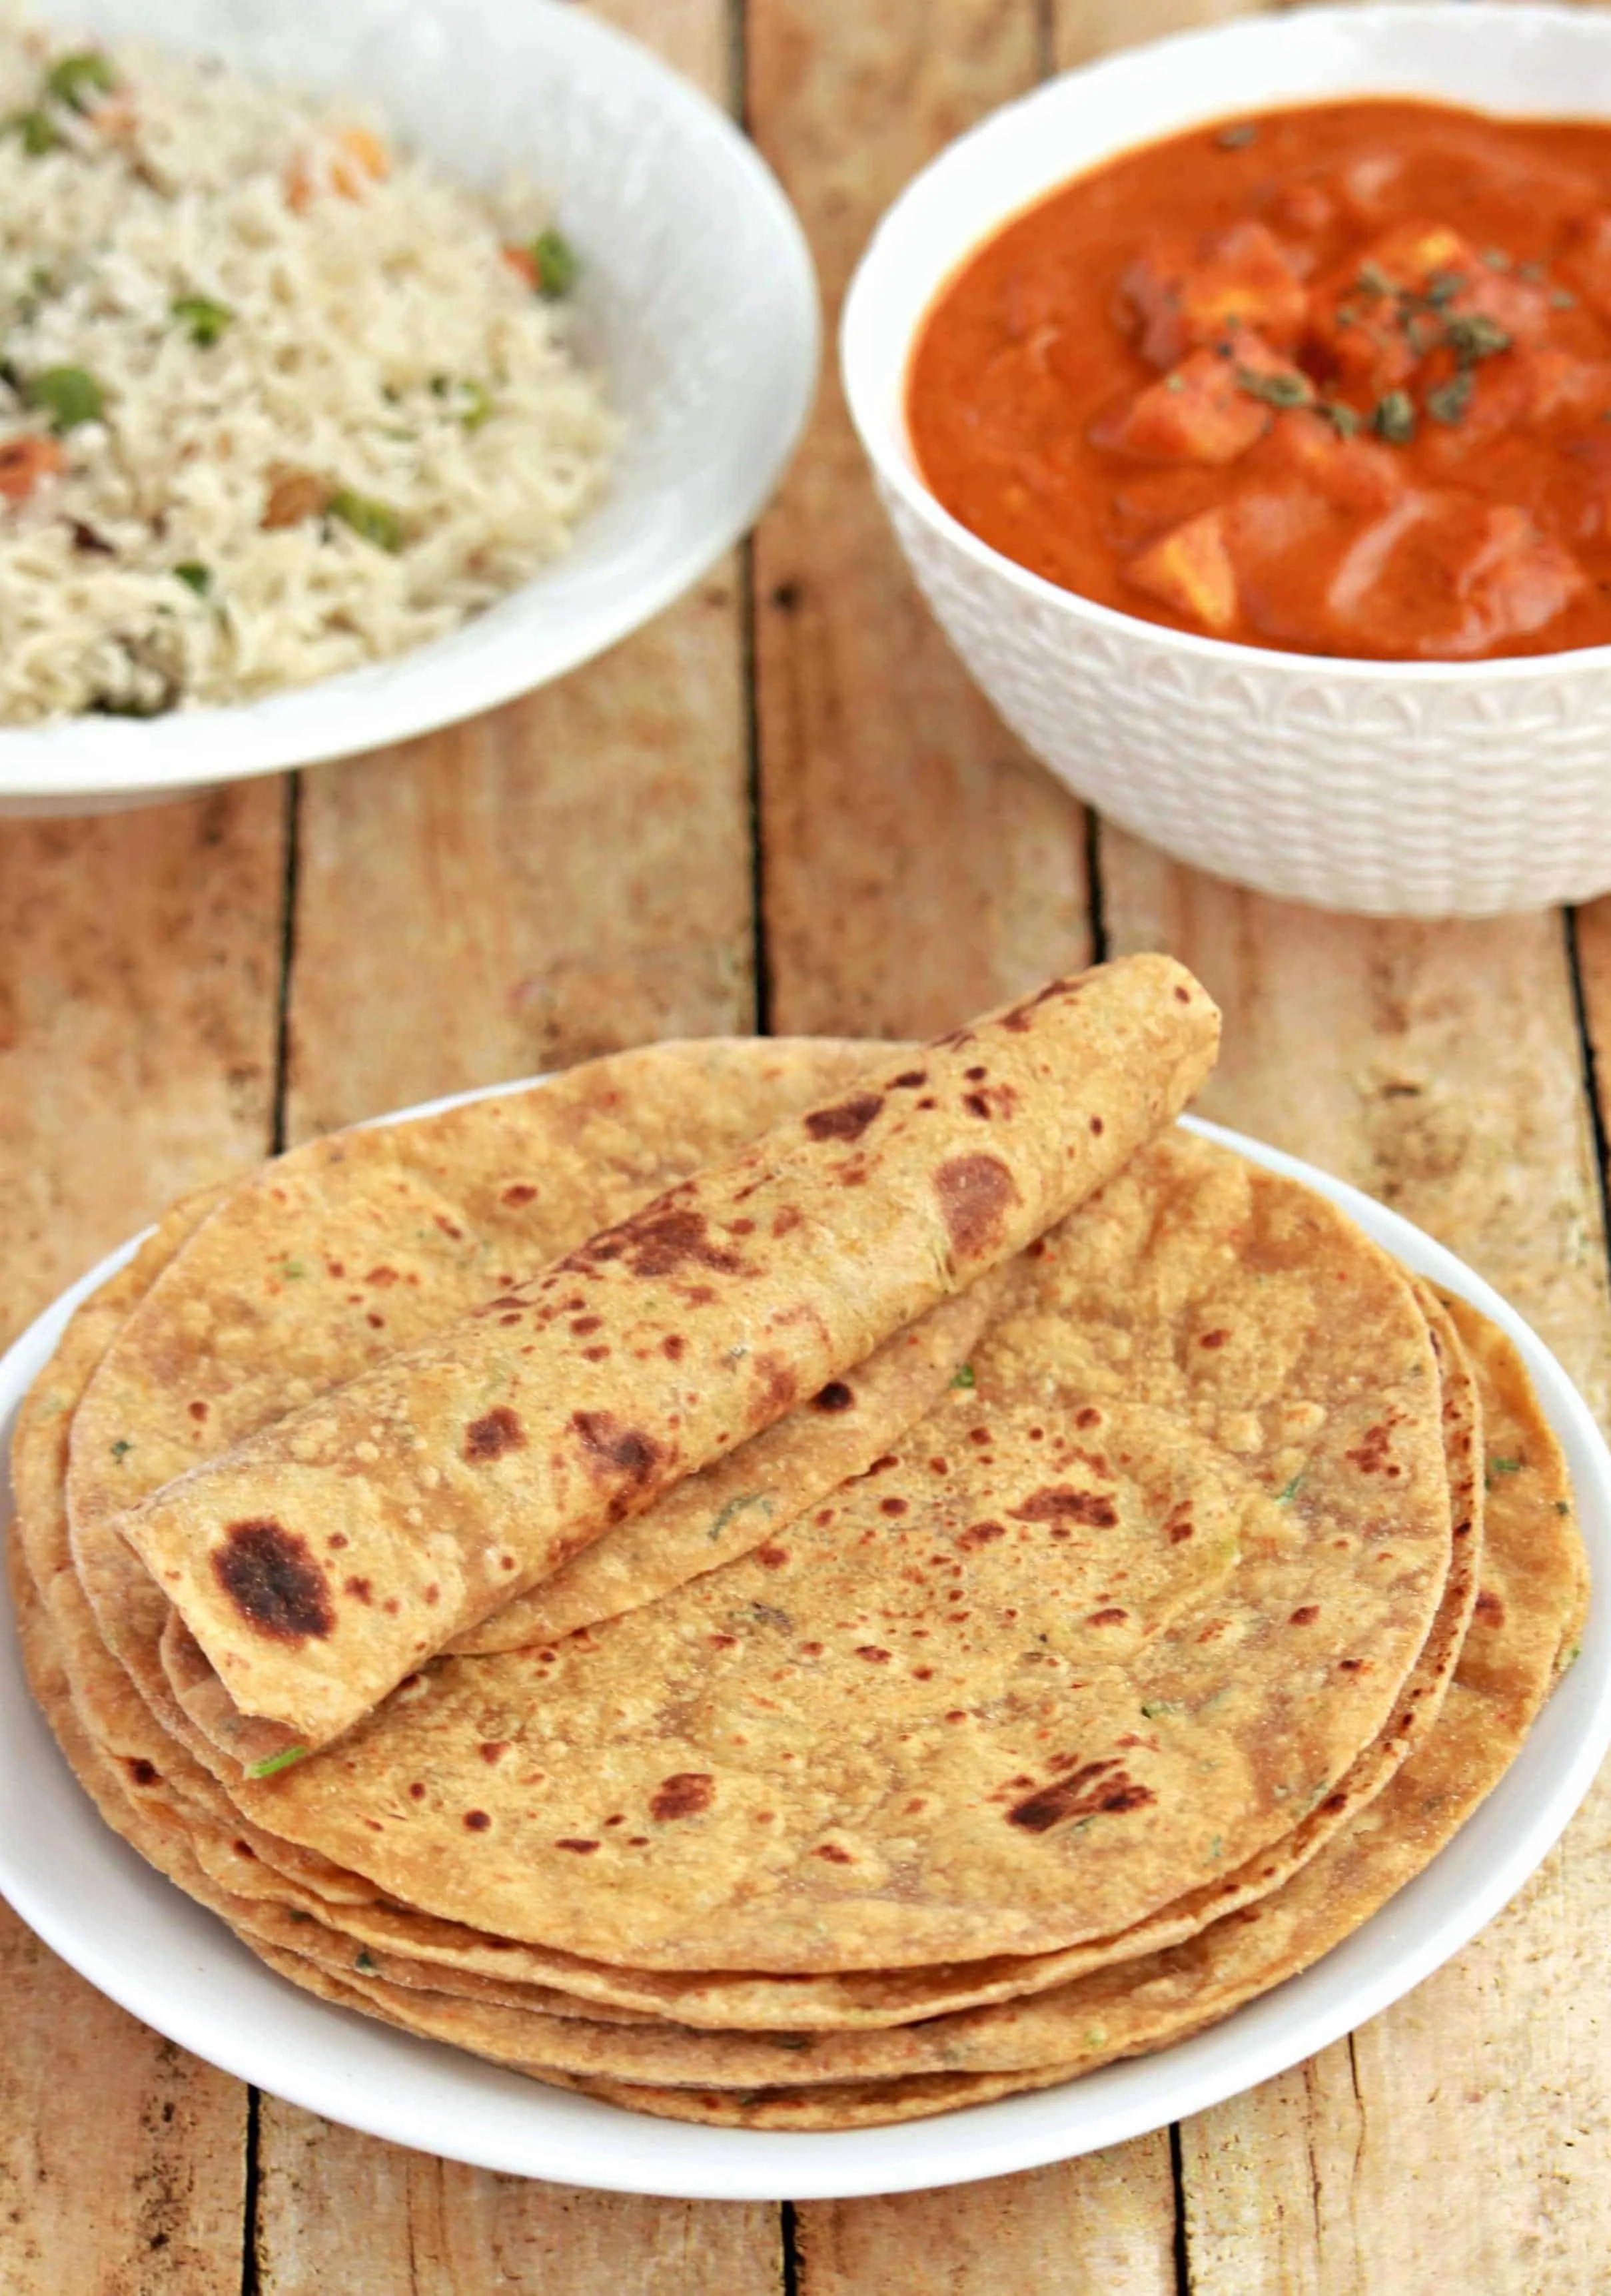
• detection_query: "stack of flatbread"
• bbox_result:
[7,955,1588,2127]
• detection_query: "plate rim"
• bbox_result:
[0,1086,1606,2202]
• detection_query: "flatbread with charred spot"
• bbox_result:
[237,1129,1452,1973]
[105,956,1219,1763]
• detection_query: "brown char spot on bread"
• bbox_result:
[805,1092,884,1144]
[999,974,1078,1033]
[1007,1761,1155,1832]
[813,1380,854,1413]
[1009,1485,1119,1529]
[958,1520,1006,1549]
[570,1409,664,1497]
[934,1152,1018,1262]
[213,1519,334,1643]
[575,1206,750,1281]
[473,1293,528,1320]
[753,1353,798,1414]
[650,1772,714,1821]
[464,1405,526,1462]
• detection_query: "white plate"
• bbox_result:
[0,0,817,813]
[1,1099,1607,2201]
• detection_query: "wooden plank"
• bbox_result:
[747,0,1089,1042]
[745,1,1175,2286]
[0,788,286,1333]
[284,566,754,1138]
[255,2113,781,2296]
[257,7,787,2289]
[0,1916,247,2296]
[794,2148,1177,2296]
[1049,0,1263,71]
[1100,831,1611,2293]
[0,783,286,2293]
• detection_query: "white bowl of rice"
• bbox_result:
[0,0,817,812]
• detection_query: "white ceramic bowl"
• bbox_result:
[0,0,817,815]
[842,3,1611,919]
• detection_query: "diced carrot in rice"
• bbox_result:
[0,434,66,504]
[1125,508,1239,631]
[286,125,389,212]
[262,466,331,529]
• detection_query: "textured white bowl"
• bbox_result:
[0,0,817,815]
[842,3,1611,919]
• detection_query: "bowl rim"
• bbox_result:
[0,0,819,799]
[839,0,1611,689]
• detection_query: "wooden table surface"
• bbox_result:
[3,2,1609,2288]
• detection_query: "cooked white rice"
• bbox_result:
[0,17,617,720]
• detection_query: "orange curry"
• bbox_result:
[907,101,1611,659]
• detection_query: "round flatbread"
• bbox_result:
[241,1130,1452,1972]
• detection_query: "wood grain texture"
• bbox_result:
[0,786,283,2292]
[1049,0,1261,71]
[0,787,285,1335]
[284,566,754,1140]
[1101,828,1611,2295]
[253,2111,782,2296]
[748,0,1089,1040]
[0,1912,246,2296]
[795,2149,1177,2296]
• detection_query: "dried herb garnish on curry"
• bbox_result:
[907,99,1611,659]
